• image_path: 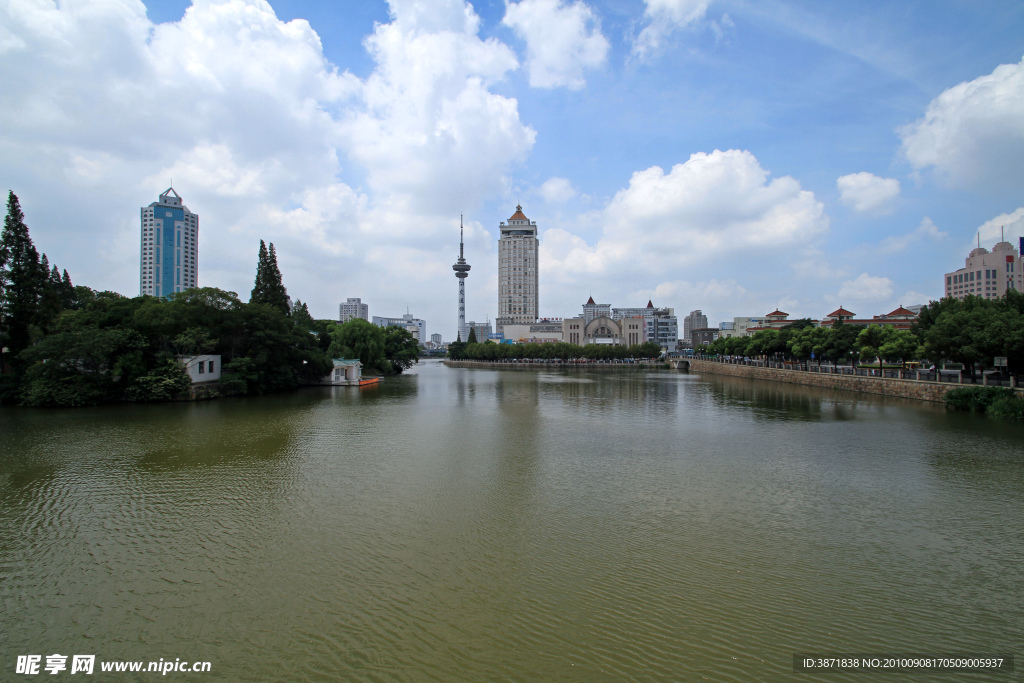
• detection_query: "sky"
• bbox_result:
[1,0,1023,341]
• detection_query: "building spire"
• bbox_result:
[460,214,464,259]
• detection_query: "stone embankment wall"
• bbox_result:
[689,360,1023,403]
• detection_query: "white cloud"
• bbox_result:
[836,172,900,213]
[633,0,710,59]
[901,57,1024,189]
[538,177,577,203]
[0,0,538,336]
[837,273,894,301]
[975,207,1024,247]
[543,149,827,278]
[503,0,609,90]
[879,216,947,253]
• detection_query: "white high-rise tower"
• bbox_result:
[140,188,198,298]
[452,216,471,341]
[496,204,538,335]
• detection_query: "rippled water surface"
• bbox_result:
[2,361,1022,681]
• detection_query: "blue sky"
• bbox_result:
[1,0,1022,340]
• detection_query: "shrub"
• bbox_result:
[943,387,1014,413]
[988,396,1024,421]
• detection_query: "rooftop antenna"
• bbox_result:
[460,214,464,259]
[1002,225,1005,242]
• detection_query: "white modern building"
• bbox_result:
[496,205,539,335]
[339,297,369,322]
[431,333,442,345]
[373,314,426,345]
[141,188,197,298]
[944,238,1023,300]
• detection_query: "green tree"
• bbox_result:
[329,318,387,373]
[249,240,290,314]
[382,325,419,373]
[857,324,890,371]
[291,300,315,330]
[0,191,45,360]
[466,326,478,344]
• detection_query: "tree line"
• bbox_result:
[699,294,1024,381]
[448,331,664,361]
[0,191,418,407]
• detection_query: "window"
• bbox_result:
[208,360,214,373]
[198,362,204,375]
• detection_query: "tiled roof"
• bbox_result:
[887,306,916,316]
[586,296,596,305]
[766,310,788,317]
[509,204,529,221]
[827,307,855,317]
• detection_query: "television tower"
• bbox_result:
[452,215,471,341]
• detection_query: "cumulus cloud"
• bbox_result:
[975,207,1024,246]
[633,0,710,59]
[879,216,947,253]
[837,273,894,301]
[538,177,577,203]
[543,149,827,279]
[836,172,900,213]
[900,57,1024,189]
[503,0,609,89]
[0,0,537,334]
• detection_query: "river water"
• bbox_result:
[1,361,1021,681]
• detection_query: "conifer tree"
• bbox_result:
[250,240,269,304]
[60,269,75,310]
[0,191,44,356]
[467,326,477,344]
[35,254,63,331]
[249,240,291,315]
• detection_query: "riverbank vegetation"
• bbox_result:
[0,192,417,407]
[943,387,1024,421]
[701,294,1024,381]
[448,339,663,361]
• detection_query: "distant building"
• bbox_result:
[496,205,539,334]
[725,317,765,338]
[944,239,1022,300]
[583,297,611,323]
[563,312,645,346]
[373,314,426,345]
[141,187,197,298]
[502,320,563,343]
[465,320,492,342]
[612,300,678,350]
[431,333,442,345]
[742,310,797,335]
[683,310,708,343]
[690,328,719,348]
[819,306,918,330]
[339,297,368,323]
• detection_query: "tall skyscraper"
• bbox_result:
[141,188,197,298]
[496,205,538,335]
[339,297,368,322]
[452,216,471,341]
